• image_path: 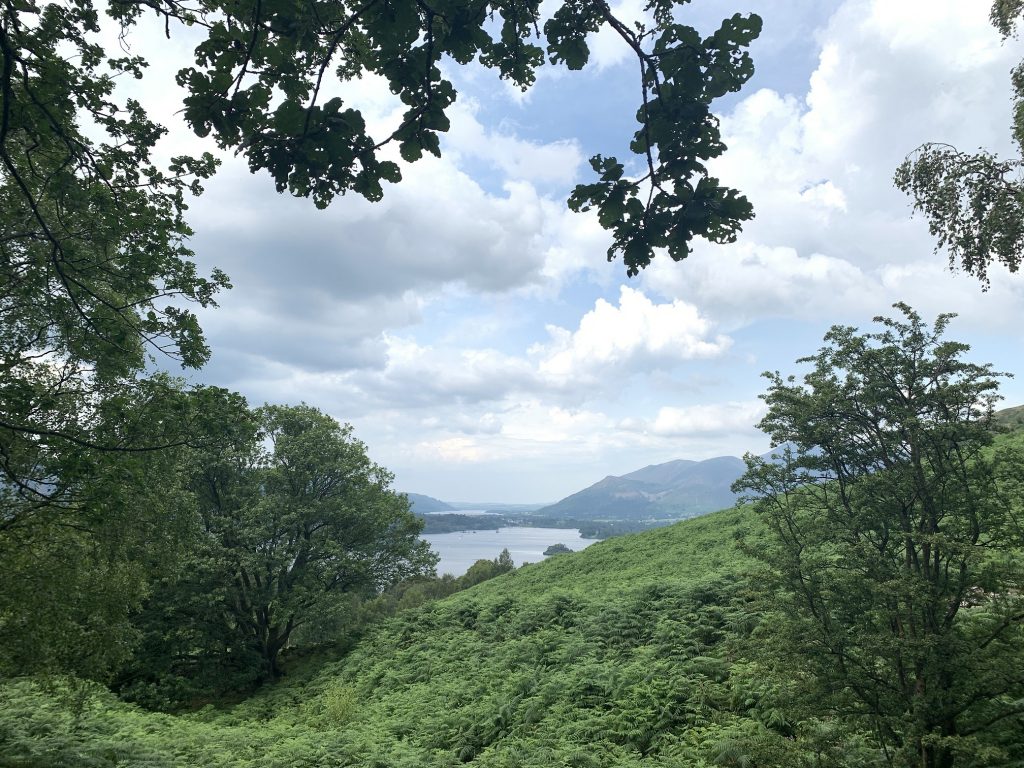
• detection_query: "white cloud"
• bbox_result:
[186,144,608,384]
[620,401,768,438]
[534,286,731,384]
[296,287,732,412]
[644,242,874,327]
[410,402,617,465]
[415,437,492,464]
[445,100,585,187]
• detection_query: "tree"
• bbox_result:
[1,0,229,677]
[543,542,573,555]
[734,305,1024,768]
[0,379,249,679]
[0,0,228,480]
[895,2,1024,286]
[459,547,516,587]
[122,403,436,696]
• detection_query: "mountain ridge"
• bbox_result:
[536,454,746,521]
[403,492,455,513]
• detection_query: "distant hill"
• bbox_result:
[404,493,455,513]
[995,404,1024,431]
[536,455,747,521]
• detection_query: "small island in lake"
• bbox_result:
[543,543,573,556]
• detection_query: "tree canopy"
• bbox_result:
[118,404,435,701]
[0,379,248,679]
[735,305,1024,768]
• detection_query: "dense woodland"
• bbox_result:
[2,0,1024,765]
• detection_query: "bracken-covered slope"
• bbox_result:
[0,507,776,768]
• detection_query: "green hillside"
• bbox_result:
[405,493,456,513]
[0,507,773,768]
[995,404,1024,430]
[2,426,1022,767]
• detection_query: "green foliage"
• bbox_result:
[3,0,760,290]
[0,0,236,683]
[0,0,228,498]
[0,508,778,766]
[563,12,760,274]
[895,144,1024,286]
[543,542,573,555]
[418,513,507,533]
[458,548,516,587]
[360,548,517,624]
[117,404,436,705]
[0,381,248,680]
[735,305,1024,767]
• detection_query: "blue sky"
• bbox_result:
[126,0,1024,502]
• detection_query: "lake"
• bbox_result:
[423,527,601,576]
[422,510,502,517]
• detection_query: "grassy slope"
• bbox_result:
[5,422,1019,767]
[0,507,766,768]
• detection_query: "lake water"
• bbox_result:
[423,527,601,576]
[423,510,502,517]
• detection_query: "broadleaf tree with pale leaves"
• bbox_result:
[895,1,1024,287]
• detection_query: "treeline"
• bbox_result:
[526,516,675,539]
[418,512,675,539]
[417,513,507,533]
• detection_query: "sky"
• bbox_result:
[119,0,1024,503]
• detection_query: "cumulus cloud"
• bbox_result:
[445,100,586,187]
[351,335,537,408]
[184,122,606,385]
[302,287,732,412]
[533,286,731,384]
[619,401,768,438]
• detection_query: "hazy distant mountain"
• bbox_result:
[404,493,455,513]
[532,408,1024,524]
[536,456,746,521]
